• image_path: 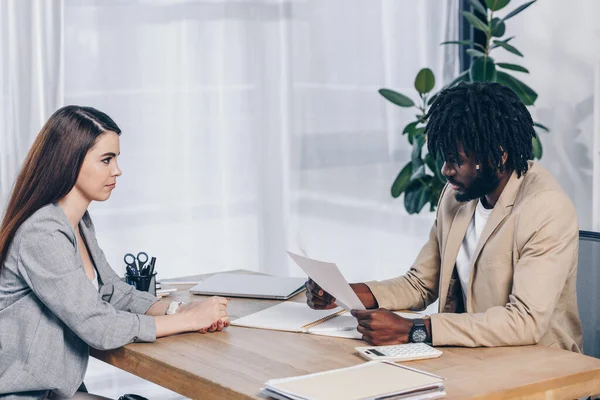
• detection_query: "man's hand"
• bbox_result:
[305,278,338,310]
[306,279,379,310]
[351,309,414,346]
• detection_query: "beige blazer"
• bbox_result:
[366,162,582,352]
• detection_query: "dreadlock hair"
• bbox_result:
[425,81,536,178]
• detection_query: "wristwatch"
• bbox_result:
[166,301,183,315]
[409,318,429,343]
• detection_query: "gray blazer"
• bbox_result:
[0,203,158,399]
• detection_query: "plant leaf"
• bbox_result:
[485,0,510,11]
[408,127,426,145]
[402,121,420,135]
[403,181,422,214]
[425,154,446,184]
[496,71,537,105]
[415,185,432,214]
[466,49,487,58]
[490,36,515,50]
[469,0,488,17]
[470,56,497,82]
[429,179,445,211]
[502,0,536,22]
[410,164,427,181]
[496,63,529,73]
[404,177,432,214]
[461,11,491,34]
[391,162,413,198]
[378,89,415,107]
[411,133,426,165]
[493,40,523,57]
[532,135,543,159]
[533,122,549,132]
[414,68,436,94]
[441,40,475,46]
[473,42,487,52]
[491,17,506,37]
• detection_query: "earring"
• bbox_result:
[476,165,480,170]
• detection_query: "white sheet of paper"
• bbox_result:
[286,251,365,311]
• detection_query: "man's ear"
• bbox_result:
[499,147,508,166]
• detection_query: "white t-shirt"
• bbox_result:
[455,199,493,307]
[91,267,99,291]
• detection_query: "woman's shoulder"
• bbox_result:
[15,203,74,244]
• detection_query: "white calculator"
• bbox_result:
[354,342,443,362]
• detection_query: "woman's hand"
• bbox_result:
[199,316,231,333]
[177,296,230,332]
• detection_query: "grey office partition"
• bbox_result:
[578,230,600,358]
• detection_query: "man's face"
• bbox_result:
[440,146,501,202]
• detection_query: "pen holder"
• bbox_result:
[126,273,157,296]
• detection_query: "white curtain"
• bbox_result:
[0,0,64,205]
[62,0,459,281]
[1,0,458,283]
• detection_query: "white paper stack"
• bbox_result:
[262,361,446,400]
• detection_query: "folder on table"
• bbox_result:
[231,301,421,340]
[261,360,446,400]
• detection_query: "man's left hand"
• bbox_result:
[351,308,413,346]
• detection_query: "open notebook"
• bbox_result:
[262,360,445,400]
[231,302,421,339]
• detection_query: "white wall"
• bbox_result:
[501,0,600,230]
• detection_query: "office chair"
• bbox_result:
[577,230,600,358]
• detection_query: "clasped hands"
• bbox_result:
[176,296,230,333]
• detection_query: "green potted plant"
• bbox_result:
[380,0,547,214]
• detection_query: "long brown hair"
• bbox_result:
[0,105,121,269]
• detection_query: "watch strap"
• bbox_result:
[166,301,182,315]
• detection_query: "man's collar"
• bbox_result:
[494,160,533,208]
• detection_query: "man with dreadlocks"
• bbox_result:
[306,81,582,352]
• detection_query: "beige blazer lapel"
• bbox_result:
[438,199,476,312]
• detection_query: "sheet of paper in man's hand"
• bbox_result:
[286,251,366,311]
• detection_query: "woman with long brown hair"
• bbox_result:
[0,106,229,399]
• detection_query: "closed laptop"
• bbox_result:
[189,273,307,300]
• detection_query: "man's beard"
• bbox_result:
[453,166,500,203]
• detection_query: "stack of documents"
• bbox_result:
[262,360,446,400]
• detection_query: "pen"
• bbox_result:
[309,327,356,332]
[148,257,156,276]
[126,265,136,277]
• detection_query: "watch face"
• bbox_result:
[411,327,428,343]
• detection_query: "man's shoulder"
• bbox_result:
[514,162,573,208]
[435,162,575,219]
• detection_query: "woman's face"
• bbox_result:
[74,131,122,202]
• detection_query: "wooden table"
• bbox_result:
[91,271,600,399]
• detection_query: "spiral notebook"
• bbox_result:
[231,302,421,339]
